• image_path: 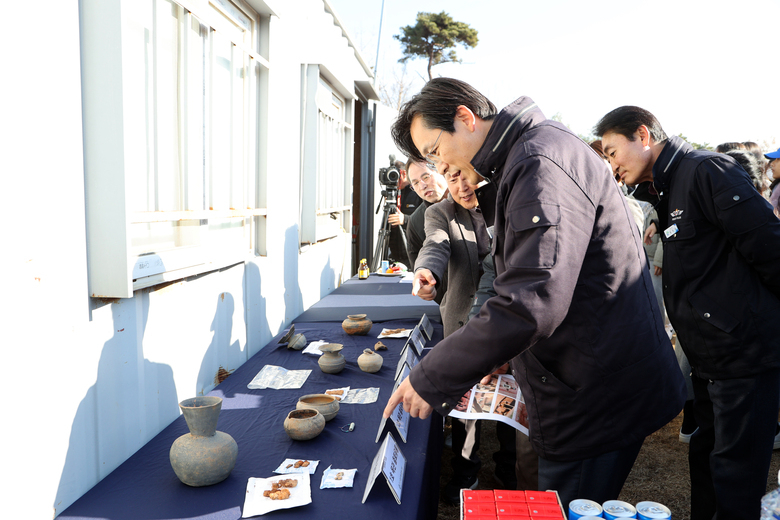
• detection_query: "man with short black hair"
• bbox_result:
[595,106,780,520]
[383,78,685,509]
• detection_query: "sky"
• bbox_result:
[328,0,779,151]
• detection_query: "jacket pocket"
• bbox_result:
[688,290,738,334]
[504,202,560,269]
[713,183,767,235]
[662,219,696,243]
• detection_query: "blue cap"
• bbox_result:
[765,147,780,160]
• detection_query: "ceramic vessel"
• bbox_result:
[169,396,238,487]
[283,409,325,440]
[296,394,339,421]
[288,333,307,350]
[278,325,295,344]
[357,349,383,373]
[318,343,346,374]
[342,314,372,335]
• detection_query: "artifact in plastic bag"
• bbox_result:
[320,465,357,489]
[324,386,349,401]
[273,458,320,474]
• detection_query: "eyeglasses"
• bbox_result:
[410,173,433,190]
[425,129,444,167]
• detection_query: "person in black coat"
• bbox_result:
[386,160,422,267]
[383,78,685,510]
[405,159,448,270]
[597,106,780,520]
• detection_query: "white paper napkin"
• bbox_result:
[242,473,311,517]
[302,340,327,356]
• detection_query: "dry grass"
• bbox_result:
[436,413,780,519]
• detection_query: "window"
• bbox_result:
[82,0,270,297]
[300,65,353,244]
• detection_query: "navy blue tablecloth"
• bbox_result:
[59,319,444,520]
[294,276,440,323]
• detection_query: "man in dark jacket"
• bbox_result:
[596,106,780,520]
[405,159,448,270]
[383,78,686,509]
[387,160,422,267]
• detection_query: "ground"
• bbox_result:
[436,413,780,519]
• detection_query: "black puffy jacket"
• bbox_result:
[409,97,686,461]
[652,136,780,379]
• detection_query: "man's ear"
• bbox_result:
[637,125,652,148]
[455,105,477,132]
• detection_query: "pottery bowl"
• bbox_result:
[283,409,325,441]
[296,394,340,421]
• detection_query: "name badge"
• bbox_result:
[664,223,679,239]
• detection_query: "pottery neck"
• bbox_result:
[181,402,221,437]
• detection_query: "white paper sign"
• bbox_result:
[394,344,419,380]
[389,400,410,443]
[409,326,425,356]
[376,364,411,443]
[362,432,406,505]
[418,314,434,341]
[394,363,411,392]
[374,403,409,444]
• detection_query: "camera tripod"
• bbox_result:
[371,186,404,272]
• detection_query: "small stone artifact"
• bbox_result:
[357,349,383,373]
[374,341,387,351]
[296,394,339,421]
[169,396,238,487]
[318,343,346,374]
[283,409,325,441]
[341,314,372,335]
[263,489,290,500]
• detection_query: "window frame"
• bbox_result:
[81,0,270,297]
[299,64,353,246]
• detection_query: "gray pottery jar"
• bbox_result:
[318,343,345,374]
[170,396,238,487]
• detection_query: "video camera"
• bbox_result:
[378,154,400,187]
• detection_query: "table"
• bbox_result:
[59,316,445,520]
[293,274,440,322]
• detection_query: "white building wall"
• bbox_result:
[2,1,378,518]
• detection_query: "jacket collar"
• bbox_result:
[652,135,692,194]
[471,96,546,183]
